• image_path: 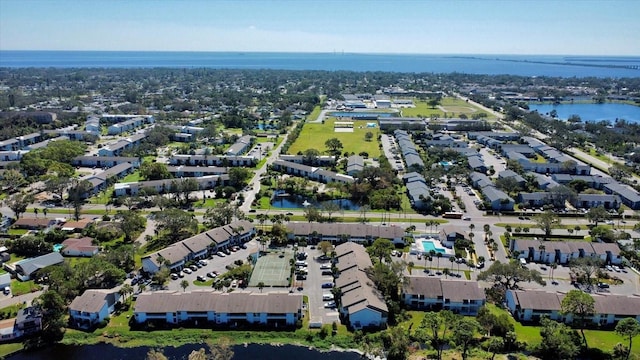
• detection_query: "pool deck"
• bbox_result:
[410,237,455,257]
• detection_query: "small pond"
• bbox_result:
[270,193,361,210]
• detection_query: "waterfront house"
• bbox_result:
[69,289,121,329]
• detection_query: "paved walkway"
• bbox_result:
[0,289,43,309]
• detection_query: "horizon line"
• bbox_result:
[1,49,639,57]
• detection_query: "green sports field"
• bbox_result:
[287,118,381,157]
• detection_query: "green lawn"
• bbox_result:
[89,186,114,204]
[11,280,42,296]
[287,118,381,157]
[121,171,141,183]
[484,304,640,359]
[0,343,24,358]
[7,229,28,236]
[400,97,494,119]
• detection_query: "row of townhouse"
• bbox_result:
[166,165,227,178]
[133,291,303,327]
[0,132,43,151]
[99,114,154,125]
[43,129,92,141]
[86,116,100,134]
[469,172,515,211]
[98,133,147,157]
[518,192,621,210]
[169,154,257,167]
[142,220,254,274]
[72,156,141,168]
[114,174,230,196]
[271,159,354,184]
[226,135,253,156]
[286,222,405,245]
[279,154,336,166]
[378,117,425,131]
[394,130,424,170]
[423,134,468,148]
[107,117,149,135]
[402,172,431,210]
[334,243,388,330]
[402,276,486,315]
[511,239,622,265]
[467,131,520,141]
[81,162,135,197]
[0,150,28,161]
[506,290,640,326]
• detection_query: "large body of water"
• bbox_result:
[527,103,640,123]
[1,51,639,77]
[9,343,362,360]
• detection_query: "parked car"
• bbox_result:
[324,301,336,308]
[183,268,192,274]
[296,274,307,280]
[322,270,333,276]
[322,293,334,301]
[207,272,217,278]
[217,252,226,257]
[190,265,198,271]
[197,275,206,282]
[321,282,334,288]
[171,273,179,280]
[240,244,247,249]
[598,282,610,289]
[178,271,185,278]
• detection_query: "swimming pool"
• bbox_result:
[421,240,447,255]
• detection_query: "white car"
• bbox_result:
[183,268,192,274]
[322,293,334,301]
[217,252,226,257]
[324,301,336,308]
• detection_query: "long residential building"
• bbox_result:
[402,276,486,315]
[511,239,622,265]
[271,159,354,184]
[506,290,640,326]
[114,174,230,196]
[134,291,303,327]
[286,222,405,245]
[170,154,256,167]
[334,242,388,330]
[141,220,254,274]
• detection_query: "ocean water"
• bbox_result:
[527,103,640,123]
[1,51,639,77]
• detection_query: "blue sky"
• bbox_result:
[1,0,639,55]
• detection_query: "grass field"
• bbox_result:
[287,118,381,157]
[121,171,141,183]
[400,97,493,119]
[11,280,41,296]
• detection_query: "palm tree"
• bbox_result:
[42,207,48,218]
[436,252,443,271]
[449,256,455,271]
[119,283,134,303]
[138,282,147,293]
[407,261,415,275]
[33,208,39,218]
[257,281,265,293]
[538,244,546,263]
[443,268,450,279]
[550,262,558,282]
[180,279,189,292]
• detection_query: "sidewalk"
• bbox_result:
[0,289,43,309]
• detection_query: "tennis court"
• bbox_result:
[248,251,294,287]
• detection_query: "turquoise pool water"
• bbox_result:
[421,240,446,254]
[53,244,63,252]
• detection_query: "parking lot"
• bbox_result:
[164,239,259,292]
[501,261,640,296]
[301,246,340,325]
[380,134,404,172]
